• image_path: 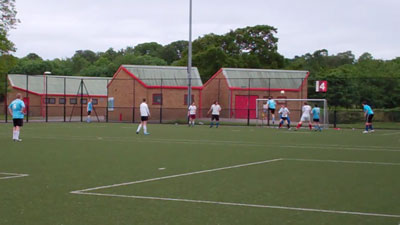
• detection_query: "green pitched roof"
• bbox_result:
[222,68,308,89]
[8,74,109,96]
[122,65,203,87]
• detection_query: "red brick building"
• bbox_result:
[107,65,203,122]
[202,68,309,120]
[6,74,108,121]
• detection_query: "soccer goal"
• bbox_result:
[256,98,329,129]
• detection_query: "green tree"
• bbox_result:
[0,0,20,54]
[9,54,52,75]
[133,42,163,58]
[175,25,284,80]
[160,40,188,64]
[73,50,98,63]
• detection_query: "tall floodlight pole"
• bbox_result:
[187,0,193,106]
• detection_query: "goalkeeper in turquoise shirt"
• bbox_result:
[362,101,374,133]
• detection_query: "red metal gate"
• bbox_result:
[234,95,258,119]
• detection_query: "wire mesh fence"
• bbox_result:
[1,74,399,129]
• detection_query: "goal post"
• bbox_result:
[256,98,329,129]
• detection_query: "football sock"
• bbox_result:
[13,131,17,139]
[365,125,369,131]
[309,124,312,130]
[210,122,214,127]
[16,131,20,139]
[216,122,219,128]
[143,125,147,133]
[296,123,301,129]
[369,125,373,130]
[137,124,142,132]
[287,124,290,128]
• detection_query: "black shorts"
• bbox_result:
[211,115,219,121]
[13,119,23,127]
[281,117,288,121]
[87,111,92,115]
[313,118,320,122]
[141,116,149,122]
[268,108,275,114]
[366,114,374,123]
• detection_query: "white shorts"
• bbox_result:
[300,115,311,122]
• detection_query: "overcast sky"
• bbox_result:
[8,0,400,60]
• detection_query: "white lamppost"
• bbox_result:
[187,0,193,106]
[42,71,51,118]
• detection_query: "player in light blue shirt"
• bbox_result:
[266,97,276,124]
[311,104,322,131]
[362,101,374,133]
[8,93,25,142]
[87,98,93,123]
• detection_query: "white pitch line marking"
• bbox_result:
[380,132,400,136]
[71,158,283,193]
[0,172,29,180]
[72,192,400,219]
[284,158,400,166]
[20,135,400,152]
[70,158,400,218]
[282,145,400,152]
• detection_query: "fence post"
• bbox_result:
[80,79,83,122]
[160,78,163,124]
[5,74,8,123]
[45,76,48,122]
[64,77,66,122]
[106,79,109,123]
[133,80,136,122]
[333,109,337,128]
[133,79,135,123]
[247,78,250,126]
[26,75,29,122]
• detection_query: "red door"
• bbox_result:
[23,97,29,114]
[235,95,258,119]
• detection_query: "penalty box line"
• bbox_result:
[71,158,283,193]
[0,172,29,180]
[70,158,400,219]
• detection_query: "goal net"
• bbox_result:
[256,98,329,129]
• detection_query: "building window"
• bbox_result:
[70,98,77,105]
[44,98,56,104]
[152,93,162,105]
[108,97,114,111]
[59,98,66,104]
[92,99,98,105]
[81,98,87,104]
[184,94,195,105]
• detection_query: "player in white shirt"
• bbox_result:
[136,98,150,135]
[278,104,291,130]
[296,102,312,130]
[188,102,197,127]
[207,100,221,128]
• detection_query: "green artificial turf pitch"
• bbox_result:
[0,123,399,225]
